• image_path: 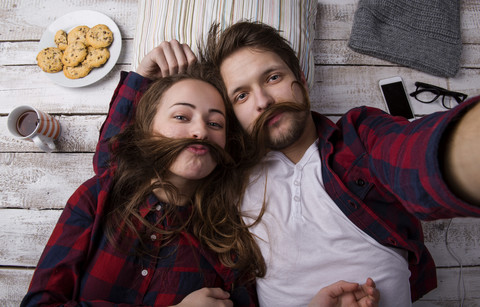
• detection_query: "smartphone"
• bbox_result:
[378,76,415,120]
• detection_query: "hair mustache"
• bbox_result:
[136,136,235,172]
[249,87,310,151]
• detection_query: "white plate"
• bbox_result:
[38,10,122,87]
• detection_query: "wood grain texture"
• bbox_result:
[0,268,33,307]
[0,0,138,41]
[0,153,94,209]
[1,115,104,152]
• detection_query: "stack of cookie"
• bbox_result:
[36,24,113,79]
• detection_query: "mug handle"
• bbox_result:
[32,135,56,153]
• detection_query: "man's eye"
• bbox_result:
[269,75,280,82]
[208,122,224,129]
[236,93,247,102]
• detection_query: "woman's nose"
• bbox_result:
[190,121,208,139]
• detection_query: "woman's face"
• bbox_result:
[152,79,227,182]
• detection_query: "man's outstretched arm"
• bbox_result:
[443,101,480,205]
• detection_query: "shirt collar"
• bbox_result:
[139,193,162,218]
[311,111,337,141]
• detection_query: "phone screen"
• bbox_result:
[381,82,414,119]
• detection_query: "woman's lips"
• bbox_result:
[186,144,210,155]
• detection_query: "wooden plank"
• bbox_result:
[413,267,480,306]
[0,115,104,152]
[0,153,94,209]
[0,0,138,41]
[422,218,480,268]
[414,300,480,307]
[461,0,480,44]
[1,264,479,306]
[311,66,480,115]
[315,0,357,40]
[0,268,33,307]
[0,209,60,267]
[0,65,130,114]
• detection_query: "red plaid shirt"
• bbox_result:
[21,72,257,307]
[312,98,480,301]
[96,72,480,301]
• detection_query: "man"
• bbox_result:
[116,22,480,306]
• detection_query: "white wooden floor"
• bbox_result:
[1,0,479,306]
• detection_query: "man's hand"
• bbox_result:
[308,278,380,307]
[173,287,233,307]
[136,39,197,80]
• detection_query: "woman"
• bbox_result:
[22,46,379,306]
[21,64,265,306]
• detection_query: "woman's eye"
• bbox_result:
[174,115,187,121]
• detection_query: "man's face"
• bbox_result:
[220,47,309,150]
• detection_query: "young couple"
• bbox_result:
[22,21,480,307]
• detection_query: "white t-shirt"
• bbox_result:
[242,140,411,307]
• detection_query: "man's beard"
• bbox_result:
[250,84,311,152]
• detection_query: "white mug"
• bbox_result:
[7,105,61,152]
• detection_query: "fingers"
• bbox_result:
[158,40,186,76]
[175,287,232,307]
[136,39,198,79]
[202,287,231,300]
[356,278,380,307]
[204,288,233,307]
[365,277,376,288]
[325,280,360,298]
[182,42,197,71]
[157,40,197,76]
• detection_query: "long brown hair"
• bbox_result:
[104,65,266,280]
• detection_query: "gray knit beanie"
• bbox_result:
[348,0,462,77]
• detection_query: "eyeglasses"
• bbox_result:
[409,82,468,109]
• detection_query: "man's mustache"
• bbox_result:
[249,84,310,150]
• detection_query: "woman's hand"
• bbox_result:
[308,278,380,307]
[173,287,233,307]
[136,39,197,80]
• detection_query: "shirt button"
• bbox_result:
[388,237,398,246]
[294,196,300,202]
[356,179,366,187]
[141,269,148,277]
[294,180,300,186]
[156,205,162,211]
[348,200,358,209]
[150,234,157,241]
